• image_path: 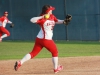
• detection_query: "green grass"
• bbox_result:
[0,40,100,60]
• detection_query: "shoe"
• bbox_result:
[14,61,21,71]
[0,37,2,42]
[54,65,63,73]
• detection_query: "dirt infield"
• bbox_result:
[0,56,100,75]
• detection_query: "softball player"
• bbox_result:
[0,11,13,42]
[14,5,65,73]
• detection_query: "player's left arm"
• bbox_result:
[8,21,12,24]
[8,21,14,28]
[55,14,72,25]
[55,19,64,24]
[53,15,64,24]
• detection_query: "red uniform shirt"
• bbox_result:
[0,16,10,27]
[36,14,58,40]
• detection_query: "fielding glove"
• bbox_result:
[63,14,72,25]
[10,23,14,28]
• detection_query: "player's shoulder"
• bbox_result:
[0,16,8,21]
[0,16,5,19]
[0,16,4,20]
[50,14,57,18]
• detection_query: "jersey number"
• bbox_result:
[51,26,54,30]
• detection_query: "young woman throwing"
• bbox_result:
[14,5,72,73]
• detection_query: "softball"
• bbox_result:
[44,14,50,19]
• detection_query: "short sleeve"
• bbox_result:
[52,15,58,22]
[0,17,4,22]
[36,18,45,26]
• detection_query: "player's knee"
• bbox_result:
[7,32,10,36]
[52,53,58,57]
[52,51,58,57]
[29,52,34,58]
[29,52,37,59]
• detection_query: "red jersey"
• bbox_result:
[36,14,58,40]
[0,16,11,27]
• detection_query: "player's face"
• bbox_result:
[4,13,8,17]
[48,10,52,14]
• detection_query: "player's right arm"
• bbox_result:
[30,16,44,23]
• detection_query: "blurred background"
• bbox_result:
[0,0,100,41]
